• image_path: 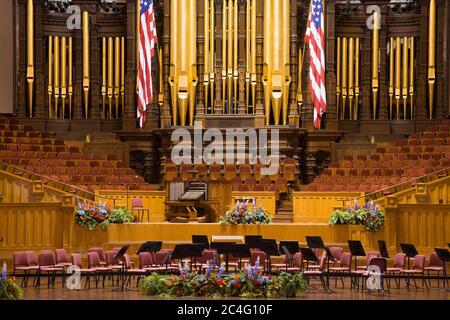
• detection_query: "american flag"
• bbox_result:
[304,0,327,129]
[138,0,158,128]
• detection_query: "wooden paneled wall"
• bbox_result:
[292,192,364,223]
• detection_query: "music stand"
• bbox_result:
[136,241,163,254]
[323,246,336,293]
[171,244,195,270]
[279,241,299,254]
[191,243,209,269]
[211,242,236,272]
[230,244,251,270]
[280,246,293,271]
[300,247,319,270]
[245,235,262,249]
[434,248,450,289]
[112,245,130,291]
[347,240,366,270]
[400,243,419,270]
[260,239,280,273]
[192,235,209,248]
[306,236,325,249]
[378,240,390,258]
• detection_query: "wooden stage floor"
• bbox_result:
[20,279,448,300]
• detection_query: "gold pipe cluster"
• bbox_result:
[101,36,126,119]
[428,0,436,119]
[27,0,34,117]
[263,0,291,125]
[297,48,303,112]
[336,37,360,120]
[169,0,198,126]
[388,37,415,120]
[246,0,257,114]
[47,36,73,119]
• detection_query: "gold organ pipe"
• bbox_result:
[263,0,271,125]
[297,48,303,111]
[402,37,408,120]
[102,38,106,119]
[188,0,197,126]
[395,37,401,120]
[209,0,215,111]
[389,37,394,119]
[179,0,188,125]
[282,0,290,125]
[250,0,256,112]
[348,37,354,121]
[68,37,73,119]
[82,11,90,119]
[48,36,53,119]
[341,37,347,118]
[336,37,341,119]
[409,37,414,119]
[204,0,210,112]
[170,0,178,126]
[108,37,113,119]
[222,0,227,113]
[61,37,67,119]
[372,11,379,119]
[272,0,281,125]
[121,37,125,118]
[428,0,436,119]
[115,37,120,119]
[27,0,34,117]
[158,48,164,108]
[233,0,238,113]
[227,0,233,113]
[53,36,60,119]
[354,38,360,120]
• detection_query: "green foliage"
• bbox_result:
[278,272,309,297]
[328,201,385,232]
[75,201,134,231]
[109,207,134,224]
[140,273,168,296]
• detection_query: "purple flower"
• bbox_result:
[1,262,7,280]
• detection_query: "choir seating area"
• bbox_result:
[306,121,450,194]
[0,117,158,197]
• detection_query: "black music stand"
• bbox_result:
[245,235,263,249]
[279,241,299,254]
[434,248,450,289]
[191,243,209,269]
[211,242,236,272]
[400,243,419,270]
[306,236,325,249]
[171,244,196,270]
[347,240,366,270]
[323,246,336,293]
[378,240,390,258]
[260,239,279,273]
[192,235,209,248]
[230,244,251,270]
[113,245,130,291]
[280,246,293,271]
[300,247,319,269]
[136,241,163,254]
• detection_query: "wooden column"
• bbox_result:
[324,0,337,130]
[435,0,446,119]
[360,26,372,120]
[16,0,27,118]
[378,6,388,120]
[73,23,83,120]
[254,0,264,127]
[124,0,138,129]
[196,0,206,122]
[89,22,100,120]
[447,0,450,116]
[416,1,429,120]
[161,0,172,127]
[34,0,45,119]
[288,0,299,127]
[214,0,224,114]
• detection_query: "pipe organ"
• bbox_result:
[15,0,449,135]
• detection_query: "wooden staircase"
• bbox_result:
[272,197,294,223]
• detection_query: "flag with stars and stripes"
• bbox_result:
[138,0,158,128]
[305,0,327,129]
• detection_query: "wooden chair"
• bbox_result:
[132,198,150,222]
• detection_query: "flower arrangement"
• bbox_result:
[75,201,134,231]
[328,200,385,232]
[0,263,23,300]
[140,258,308,298]
[220,200,271,225]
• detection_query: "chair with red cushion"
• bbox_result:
[87,248,107,265]
[131,197,150,222]
[87,251,112,288]
[329,252,352,288]
[71,253,96,289]
[37,251,64,288]
[424,252,446,288]
[13,251,39,287]
[139,252,167,273]
[401,254,428,290]
[303,250,330,292]
[55,248,72,268]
